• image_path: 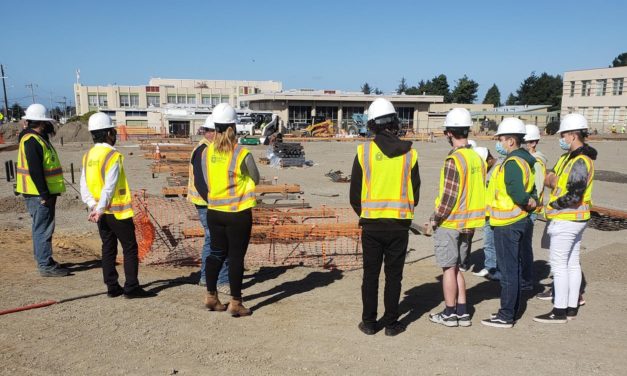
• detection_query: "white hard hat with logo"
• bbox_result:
[212,103,237,125]
[558,113,588,134]
[524,124,541,141]
[495,117,526,135]
[367,98,396,121]
[88,112,114,131]
[443,108,472,128]
[23,103,54,122]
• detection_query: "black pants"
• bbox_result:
[97,214,139,292]
[361,229,408,327]
[205,208,252,299]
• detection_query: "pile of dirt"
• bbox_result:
[0,196,27,213]
[51,121,92,143]
[0,194,84,213]
[0,122,23,142]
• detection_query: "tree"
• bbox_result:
[505,93,517,105]
[10,103,25,120]
[427,74,452,102]
[373,87,383,95]
[515,72,563,110]
[612,52,627,67]
[397,77,408,94]
[361,82,371,94]
[482,84,501,106]
[451,75,479,103]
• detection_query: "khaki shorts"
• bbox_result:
[433,227,471,268]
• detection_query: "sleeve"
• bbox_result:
[550,159,590,210]
[80,160,97,209]
[349,155,362,216]
[95,157,120,214]
[192,145,208,201]
[411,159,420,206]
[533,161,545,204]
[504,160,531,206]
[432,158,459,224]
[240,154,260,185]
[24,137,50,199]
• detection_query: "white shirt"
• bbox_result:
[80,143,121,214]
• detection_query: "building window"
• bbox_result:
[120,94,130,107]
[88,94,98,107]
[221,97,230,104]
[581,80,591,96]
[212,96,221,106]
[167,95,176,104]
[202,96,211,105]
[176,95,186,104]
[145,86,159,93]
[147,95,160,107]
[130,94,139,107]
[593,107,603,123]
[596,79,607,96]
[98,94,108,107]
[580,107,589,119]
[570,81,575,97]
[187,95,196,105]
[288,105,311,127]
[613,78,624,95]
[102,110,116,118]
[125,111,147,117]
[609,107,622,123]
[396,106,414,130]
[315,106,338,122]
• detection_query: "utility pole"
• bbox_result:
[25,83,38,103]
[1,65,8,120]
[56,96,68,120]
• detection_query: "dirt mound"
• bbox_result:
[0,194,85,213]
[0,122,23,142]
[51,121,92,143]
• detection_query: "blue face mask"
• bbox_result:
[495,141,508,156]
[559,137,571,151]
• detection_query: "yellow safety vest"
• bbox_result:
[205,144,256,212]
[545,153,594,221]
[15,133,66,195]
[534,157,546,214]
[434,148,486,229]
[485,162,502,217]
[82,145,134,220]
[489,155,534,227]
[357,141,418,219]
[187,139,210,206]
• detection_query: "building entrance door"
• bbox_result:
[169,121,190,136]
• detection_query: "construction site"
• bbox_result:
[0,117,626,375]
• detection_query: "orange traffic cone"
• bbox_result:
[155,144,161,160]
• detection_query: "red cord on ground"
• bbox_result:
[0,300,58,316]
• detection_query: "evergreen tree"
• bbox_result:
[451,75,479,103]
[482,84,501,106]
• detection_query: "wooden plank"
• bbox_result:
[151,164,190,173]
[591,205,627,219]
[162,184,302,197]
[144,152,191,160]
[139,144,195,152]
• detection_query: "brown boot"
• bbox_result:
[204,291,226,311]
[227,298,252,317]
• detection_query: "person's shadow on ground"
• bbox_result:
[243,265,298,289]
[246,268,343,312]
[64,259,102,273]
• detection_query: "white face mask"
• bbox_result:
[495,141,508,156]
[559,137,571,150]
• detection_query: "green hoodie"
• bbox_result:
[503,148,538,207]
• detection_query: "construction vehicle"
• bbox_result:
[301,116,335,137]
[348,113,370,137]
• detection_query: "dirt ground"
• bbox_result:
[1,137,626,375]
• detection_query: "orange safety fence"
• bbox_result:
[131,191,363,270]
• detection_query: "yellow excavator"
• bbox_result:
[301,116,335,137]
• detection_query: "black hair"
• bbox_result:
[91,129,111,143]
[215,123,236,133]
[27,120,47,129]
[367,114,400,135]
[445,127,470,138]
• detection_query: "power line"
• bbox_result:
[25,83,38,104]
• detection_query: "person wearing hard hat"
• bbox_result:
[15,104,68,277]
[533,114,596,323]
[187,115,229,291]
[427,108,485,328]
[350,98,420,336]
[80,112,156,299]
[481,117,537,328]
[200,103,259,317]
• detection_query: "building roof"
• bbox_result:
[492,105,551,112]
[239,90,443,103]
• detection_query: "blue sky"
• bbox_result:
[3,0,626,108]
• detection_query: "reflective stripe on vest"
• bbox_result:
[205,143,256,212]
[358,141,416,219]
[15,133,66,195]
[545,154,594,221]
[187,140,210,206]
[488,155,534,226]
[83,145,134,220]
[434,148,486,229]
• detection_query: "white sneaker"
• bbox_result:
[217,284,231,296]
[473,268,489,277]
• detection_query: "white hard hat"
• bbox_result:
[474,146,489,162]
[202,114,215,130]
[367,98,396,121]
[443,108,472,128]
[22,103,53,122]
[468,139,477,148]
[212,103,237,124]
[524,124,541,141]
[558,113,588,134]
[495,117,526,136]
[88,112,114,131]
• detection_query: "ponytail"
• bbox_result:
[214,126,236,154]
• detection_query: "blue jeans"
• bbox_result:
[483,222,497,275]
[196,206,228,284]
[521,214,537,290]
[494,216,533,322]
[25,196,58,271]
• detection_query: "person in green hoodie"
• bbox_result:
[481,117,538,328]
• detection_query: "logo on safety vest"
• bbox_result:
[211,155,217,163]
[376,152,383,161]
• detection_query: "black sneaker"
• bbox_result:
[358,322,376,335]
[566,307,579,320]
[124,287,157,299]
[107,285,124,298]
[456,313,472,327]
[384,321,406,337]
[536,290,553,301]
[533,311,567,324]
[429,311,458,327]
[39,267,70,277]
[481,317,513,328]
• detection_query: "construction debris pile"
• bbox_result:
[325,170,351,183]
[267,142,309,168]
